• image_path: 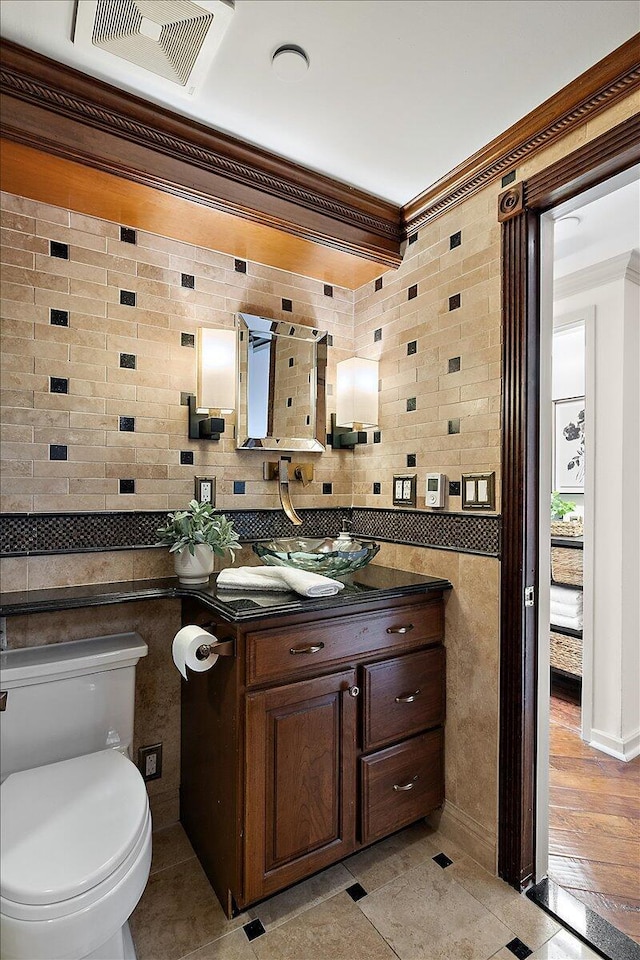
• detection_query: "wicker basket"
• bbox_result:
[551,546,583,587]
[550,630,582,677]
[550,518,583,538]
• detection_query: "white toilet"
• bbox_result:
[0,633,152,960]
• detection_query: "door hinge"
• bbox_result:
[524,586,535,607]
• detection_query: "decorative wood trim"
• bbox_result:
[403,35,640,236]
[0,39,402,269]
[498,115,639,890]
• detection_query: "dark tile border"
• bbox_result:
[527,878,638,960]
[0,507,500,558]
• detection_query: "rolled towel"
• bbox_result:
[551,599,582,617]
[550,612,583,630]
[550,585,582,607]
[217,566,344,598]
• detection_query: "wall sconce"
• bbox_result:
[188,327,236,440]
[330,357,379,449]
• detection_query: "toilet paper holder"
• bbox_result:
[195,628,235,661]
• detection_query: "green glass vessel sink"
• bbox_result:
[253,536,380,578]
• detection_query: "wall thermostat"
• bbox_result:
[426,473,446,508]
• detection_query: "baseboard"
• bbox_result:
[427,800,497,874]
[589,727,640,761]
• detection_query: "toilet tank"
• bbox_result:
[0,633,148,781]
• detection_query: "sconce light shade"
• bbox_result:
[335,357,378,429]
[197,327,236,412]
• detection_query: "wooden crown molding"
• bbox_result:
[0,39,402,269]
[403,34,640,237]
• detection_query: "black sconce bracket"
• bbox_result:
[328,413,367,450]
[188,394,225,441]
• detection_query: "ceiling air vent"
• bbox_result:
[73,0,234,96]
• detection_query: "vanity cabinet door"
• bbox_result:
[243,669,358,904]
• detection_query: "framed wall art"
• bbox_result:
[553,397,585,493]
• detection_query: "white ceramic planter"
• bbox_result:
[173,544,215,584]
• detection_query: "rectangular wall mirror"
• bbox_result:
[236,313,327,451]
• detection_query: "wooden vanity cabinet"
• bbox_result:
[180,591,446,917]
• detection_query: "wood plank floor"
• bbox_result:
[548,694,640,943]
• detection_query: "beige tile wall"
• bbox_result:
[0,193,355,515]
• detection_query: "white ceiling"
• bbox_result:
[0,0,638,205]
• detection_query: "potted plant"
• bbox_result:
[550,491,582,537]
[157,500,240,584]
[550,491,576,521]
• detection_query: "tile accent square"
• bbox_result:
[408,284,418,300]
[346,882,368,902]
[322,483,332,495]
[49,240,69,259]
[287,397,292,407]
[120,353,136,369]
[50,308,69,327]
[408,233,418,246]
[506,937,533,959]
[180,451,194,465]
[406,397,416,412]
[243,919,266,942]
[119,416,135,432]
[234,258,247,273]
[449,293,461,311]
[50,376,68,394]
[373,482,381,495]
[234,481,246,495]
[374,328,382,342]
[373,431,381,443]
[375,277,383,292]
[432,852,453,868]
[407,340,417,355]
[181,332,195,347]
[502,170,517,187]
[181,273,195,289]
[324,284,333,297]
[120,226,136,244]
[119,478,135,494]
[49,444,67,461]
[448,418,460,434]
[120,289,136,307]
[450,230,462,249]
[407,454,416,468]
[449,480,461,496]
[282,298,293,312]
[288,357,294,367]
[448,356,461,373]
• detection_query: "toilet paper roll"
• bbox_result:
[172,625,220,680]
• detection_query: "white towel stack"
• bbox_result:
[550,585,583,630]
[216,566,344,598]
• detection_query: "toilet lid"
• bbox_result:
[0,750,148,906]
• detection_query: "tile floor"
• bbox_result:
[130,821,603,960]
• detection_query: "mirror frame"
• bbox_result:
[236,313,327,451]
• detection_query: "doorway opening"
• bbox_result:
[536,170,640,946]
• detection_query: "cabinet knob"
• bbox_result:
[395,689,421,703]
[386,624,414,634]
[393,775,419,792]
[348,685,360,698]
[289,642,325,655]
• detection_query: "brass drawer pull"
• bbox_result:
[289,642,325,655]
[393,775,419,792]
[395,689,421,703]
[386,624,414,634]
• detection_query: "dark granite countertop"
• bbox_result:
[0,565,452,622]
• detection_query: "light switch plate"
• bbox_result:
[195,476,216,505]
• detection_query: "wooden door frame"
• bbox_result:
[497,113,640,889]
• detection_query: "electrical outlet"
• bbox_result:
[138,743,162,782]
[195,476,215,505]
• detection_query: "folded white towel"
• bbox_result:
[551,599,582,617]
[550,612,583,630]
[217,566,344,598]
[550,585,582,606]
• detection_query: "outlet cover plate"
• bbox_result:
[138,743,163,782]
[195,476,216,504]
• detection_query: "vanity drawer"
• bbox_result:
[362,647,445,750]
[360,729,444,845]
[245,601,443,686]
